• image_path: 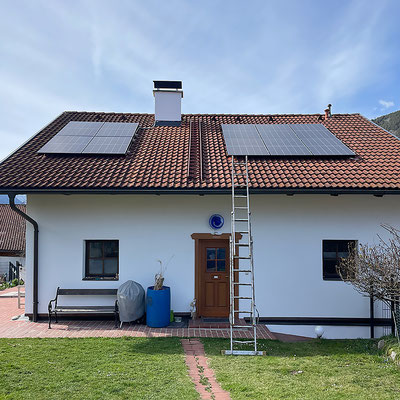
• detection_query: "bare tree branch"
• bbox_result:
[337,224,400,337]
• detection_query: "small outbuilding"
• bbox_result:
[0,204,25,279]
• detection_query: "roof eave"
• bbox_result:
[0,187,399,196]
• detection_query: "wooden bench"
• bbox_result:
[48,287,118,329]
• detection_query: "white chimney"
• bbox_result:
[153,81,183,126]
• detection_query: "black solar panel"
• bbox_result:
[57,121,104,136]
[38,121,139,155]
[255,124,312,156]
[221,123,355,157]
[221,124,269,155]
[38,136,92,154]
[290,124,355,156]
[82,136,133,154]
[95,122,139,137]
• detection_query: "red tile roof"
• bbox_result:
[0,205,26,255]
[0,112,399,193]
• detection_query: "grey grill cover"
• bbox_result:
[117,280,145,323]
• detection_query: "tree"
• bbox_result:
[337,224,400,338]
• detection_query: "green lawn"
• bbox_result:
[1,337,399,400]
[0,337,198,400]
[203,338,400,400]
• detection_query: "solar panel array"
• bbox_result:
[221,124,355,157]
[38,122,139,155]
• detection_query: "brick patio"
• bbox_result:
[0,288,276,339]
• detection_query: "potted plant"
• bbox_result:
[146,257,173,328]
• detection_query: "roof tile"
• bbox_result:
[0,112,399,192]
[0,205,26,254]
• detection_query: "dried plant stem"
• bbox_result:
[154,256,174,291]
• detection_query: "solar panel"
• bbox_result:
[57,121,104,136]
[221,124,269,155]
[82,136,133,154]
[221,122,355,157]
[38,135,92,154]
[38,121,139,155]
[255,124,312,156]
[289,124,355,156]
[95,122,139,137]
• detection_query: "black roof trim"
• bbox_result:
[1,188,400,196]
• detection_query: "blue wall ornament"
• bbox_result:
[209,214,224,230]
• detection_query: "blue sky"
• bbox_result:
[0,0,399,161]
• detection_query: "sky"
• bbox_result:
[0,0,399,162]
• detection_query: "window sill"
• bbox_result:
[82,277,119,281]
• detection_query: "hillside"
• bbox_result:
[372,109,400,137]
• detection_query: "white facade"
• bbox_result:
[25,193,399,338]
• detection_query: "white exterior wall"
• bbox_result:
[25,194,399,338]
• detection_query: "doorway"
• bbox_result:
[192,234,233,318]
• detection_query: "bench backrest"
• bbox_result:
[57,288,118,296]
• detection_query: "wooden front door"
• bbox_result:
[199,239,230,317]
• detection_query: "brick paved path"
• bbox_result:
[182,338,231,400]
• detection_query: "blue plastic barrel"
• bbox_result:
[146,286,171,328]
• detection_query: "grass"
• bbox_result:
[202,338,400,400]
[1,336,399,400]
[0,337,198,400]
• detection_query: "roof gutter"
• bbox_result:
[1,187,400,196]
[8,194,39,322]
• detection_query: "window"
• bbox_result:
[85,240,119,280]
[206,247,226,272]
[323,240,356,280]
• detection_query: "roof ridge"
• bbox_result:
[63,111,361,117]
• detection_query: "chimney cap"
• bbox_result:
[154,80,182,90]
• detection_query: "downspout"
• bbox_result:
[8,194,39,322]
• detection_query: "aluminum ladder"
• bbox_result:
[224,155,263,356]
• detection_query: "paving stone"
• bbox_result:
[182,338,232,400]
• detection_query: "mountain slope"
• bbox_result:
[372,109,400,137]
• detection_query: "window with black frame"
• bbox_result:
[322,240,356,280]
[85,240,119,280]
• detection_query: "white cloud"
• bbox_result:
[379,99,394,109]
[0,0,397,160]
[314,0,388,106]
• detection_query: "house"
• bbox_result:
[0,81,399,339]
[0,204,26,280]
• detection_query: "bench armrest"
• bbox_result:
[48,298,56,312]
[48,287,60,312]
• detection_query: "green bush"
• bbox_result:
[380,336,400,365]
[0,279,24,291]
